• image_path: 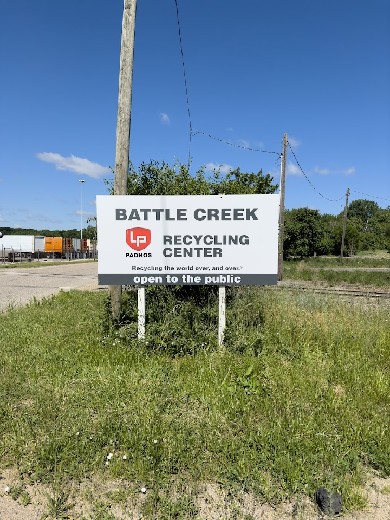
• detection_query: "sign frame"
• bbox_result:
[97,193,280,287]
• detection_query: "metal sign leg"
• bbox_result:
[138,287,145,339]
[218,286,226,346]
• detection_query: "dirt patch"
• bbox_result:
[195,478,390,520]
[1,469,390,519]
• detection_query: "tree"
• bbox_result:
[84,218,97,240]
[330,217,362,256]
[105,161,278,196]
[347,199,380,231]
[283,208,324,258]
[343,199,389,252]
[369,207,390,251]
[317,213,339,255]
[212,168,277,195]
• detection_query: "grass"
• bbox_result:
[0,288,389,518]
[283,251,390,287]
[355,249,390,258]
[294,255,390,268]
[0,258,95,269]
[284,261,390,288]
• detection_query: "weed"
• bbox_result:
[141,489,198,519]
[103,285,220,355]
[88,501,118,520]
[0,288,389,515]
[8,482,31,505]
[43,487,72,519]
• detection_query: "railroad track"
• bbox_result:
[274,281,390,300]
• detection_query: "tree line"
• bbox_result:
[284,201,390,258]
[2,162,389,257]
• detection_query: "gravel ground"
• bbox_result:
[0,261,102,313]
[1,469,390,520]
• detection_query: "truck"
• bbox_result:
[0,235,45,261]
[0,234,95,261]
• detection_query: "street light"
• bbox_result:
[79,179,85,240]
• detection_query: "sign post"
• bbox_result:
[138,287,145,339]
[218,286,226,346]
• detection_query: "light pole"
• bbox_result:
[79,179,85,240]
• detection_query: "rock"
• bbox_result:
[315,487,343,516]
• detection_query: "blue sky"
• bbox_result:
[0,0,389,232]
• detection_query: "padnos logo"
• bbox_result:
[126,227,151,251]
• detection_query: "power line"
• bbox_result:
[287,141,344,202]
[173,2,282,165]
[288,141,389,204]
[173,1,280,164]
[193,130,280,156]
[350,189,390,203]
[173,0,192,167]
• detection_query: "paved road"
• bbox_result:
[0,261,102,313]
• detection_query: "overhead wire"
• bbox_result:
[173,4,388,208]
[287,141,345,202]
[192,130,280,156]
[350,189,390,203]
[173,0,193,168]
[173,0,281,166]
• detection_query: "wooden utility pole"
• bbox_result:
[278,133,288,281]
[110,0,137,320]
[340,187,350,259]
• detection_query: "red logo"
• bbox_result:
[126,227,151,251]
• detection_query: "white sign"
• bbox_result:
[96,194,280,286]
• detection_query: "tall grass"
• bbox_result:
[0,288,389,516]
[284,262,390,288]
[295,256,390,268]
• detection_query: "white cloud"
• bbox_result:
[238,139,250,149]
[288,136,301,148]
[287,162,302,176]
[314,166,331,175]
[237,138,266,150]
[159,112,170,125]
[76,209,95,217]
[314,166,356,176]
[205,162,233,174]
[254,140,265,149]
[36,152,110,179]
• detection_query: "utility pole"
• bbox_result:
[278,133,288,281]
[110,0,137,321]
[340,187,350,259]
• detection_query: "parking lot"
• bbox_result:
[0,261,102,312]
